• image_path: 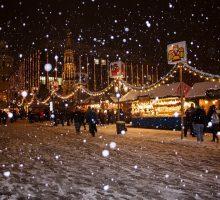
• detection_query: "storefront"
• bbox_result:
[130,82,192,130]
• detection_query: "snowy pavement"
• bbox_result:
[0,121,219,199]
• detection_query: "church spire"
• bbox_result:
[65,31,73,50]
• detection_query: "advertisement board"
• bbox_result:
[167,41,187,64]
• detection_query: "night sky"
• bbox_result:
[0,0,219,75]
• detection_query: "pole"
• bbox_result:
[151,66,154,83]
[136,64,139,86]
[100,61,103,88]
[131,62,133,85]
[46,51,49,89]
[55,58,58,81]
[142,64,144,85]
[107,59,110,86]
[93,60,96,91]
[87,56,89,89]
[146,64,149,84]
[179,63,184,139]
[79,55,82,84]
[117,97,120,121]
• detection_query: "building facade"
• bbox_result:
[0,41,14,107]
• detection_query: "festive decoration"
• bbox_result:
[167,41,187,64]
[110,61,126,78]
[17,62,219,108]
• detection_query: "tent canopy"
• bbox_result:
[82,94,118,105]
[144,82,191,98]
[120,82,191,102]
[186,82,220,98]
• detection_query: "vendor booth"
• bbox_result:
[186,82,220,112]
[130,82,193,130]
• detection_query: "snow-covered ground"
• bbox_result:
[0,121,219,199]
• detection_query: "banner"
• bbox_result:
[110,61,126,78]
[94,58,99,65]
[101,59,107,66]
[167,41,187,64]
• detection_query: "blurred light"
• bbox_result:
[21,90,28,98]
[44,63,52,72]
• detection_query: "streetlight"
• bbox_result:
[116,92,121,121]
[54,55,58,80]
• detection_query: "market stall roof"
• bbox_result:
[82,94,118,105]
[186,82,220,98]
[120,82,190,102]
[120,90,141,102]
[139,82,191,99]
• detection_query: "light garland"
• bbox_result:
[184,64,220,82]
[121,64,179,92]
[81,81,115,96]
[16,63,219,108]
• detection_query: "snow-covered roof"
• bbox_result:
[139,82,191,99]
[120,82,191,102]
[82,94,118,104]
[120,90,141,102]
[186,82,220,98]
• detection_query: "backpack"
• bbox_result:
[211,113,220,124]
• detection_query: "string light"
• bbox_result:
[16,63,219,108]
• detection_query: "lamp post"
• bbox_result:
[116,92,121,120]
[54,55,58,81]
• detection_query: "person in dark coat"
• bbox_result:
[59,109,65,126]
[207,105,219,143]
[85,107,98,137]
[73,107,84,134]
[184,103,195,137]
[192,106,207,142]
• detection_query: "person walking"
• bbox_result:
[184,103,195,137]
[192,106,207,142]
[207,105,219,143]
[73,107,83,134]
[85,107,98,137]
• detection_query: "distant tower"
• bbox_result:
[62,31,76,94]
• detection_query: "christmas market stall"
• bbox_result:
[186,81,220,112]
[131,82,193,130]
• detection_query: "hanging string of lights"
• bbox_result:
[121,64,179,92]
[81,81,115,96]
[20,64,219,107]
[184,64,220,81]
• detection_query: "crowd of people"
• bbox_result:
[184,104,219,143]
[1,104,219,141]
[50,107,126,137]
